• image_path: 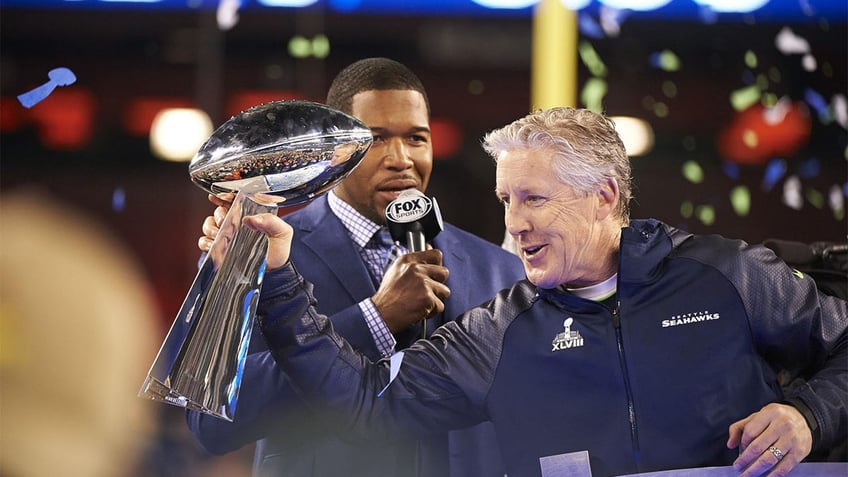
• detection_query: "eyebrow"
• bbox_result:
[370,126,431,134]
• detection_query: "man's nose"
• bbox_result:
[505,203,530,235]
[383,139,413,169]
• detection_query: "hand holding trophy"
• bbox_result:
[139,100,373,421]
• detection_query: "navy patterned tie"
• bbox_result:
[367,228,397,284]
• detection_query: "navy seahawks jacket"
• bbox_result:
[257,218,848,477]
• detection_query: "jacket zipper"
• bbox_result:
[612,303,642,469]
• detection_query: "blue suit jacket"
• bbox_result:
[187,195,525,477]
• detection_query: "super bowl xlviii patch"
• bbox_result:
[552,317,584,351]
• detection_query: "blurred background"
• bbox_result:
[1,0,846,476]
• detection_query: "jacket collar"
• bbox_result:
[537,219,691,309]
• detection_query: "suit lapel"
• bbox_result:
[293,198,376,304]
[432,229,471,323]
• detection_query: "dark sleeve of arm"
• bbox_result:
[185,350,301,455]
[780,291,848,453]
[737,244,848,453]
[256,262,489,438]
[324,303,383,360]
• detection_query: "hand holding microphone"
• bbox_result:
[373,190,447,338]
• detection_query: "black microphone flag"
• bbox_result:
[385,189,444,252]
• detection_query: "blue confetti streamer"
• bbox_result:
[17,67,76,108]
[797,158,820,179]
[803,87,830,121]
[648,52,661,69]
[578,13,605,39]
[112,187,126,212]
[762,158,787,192]
[722,161,740,180]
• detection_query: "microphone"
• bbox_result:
[385,189,443,252]
[385,189,444,339]
[763,239,818,265]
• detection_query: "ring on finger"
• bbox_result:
[768,446,784,462]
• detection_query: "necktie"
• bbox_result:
[383,236,401,271]
[366,228,396,284]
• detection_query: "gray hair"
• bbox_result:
[482,107,632,222]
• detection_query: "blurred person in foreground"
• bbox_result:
[238,106,847,477]
[0,189,158,477]
[186,57,524,477]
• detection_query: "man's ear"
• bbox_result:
[596,177,619,220]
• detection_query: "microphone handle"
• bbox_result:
[406,230,426,252]
[403,227,428,339]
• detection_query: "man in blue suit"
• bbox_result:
[187,57,525,477]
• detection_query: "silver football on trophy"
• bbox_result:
[189,99,373,204]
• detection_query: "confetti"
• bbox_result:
[805,188,824,209]
[217,0,242,31]
[802,54,817,72]
[580,77,607,113]
[730,85,761,111]
[312,35,330,59]
[742,129,759,148]
[722,161,740,180]
[17,67,76,108]
[289,36,310,58]
[682,160,704,184]
[797,158,820,179]
[833,94,847,129]
[661,80,677,98]
[829,184,845,220]
[762,97,792,125]
[730,185,751,217]
[803,87,830,122]
[680,200,694,218]
[744,50,758,69]
[782,175,803,210]
[578,13,605,39]
[775,27,810,55]
[649,50,681,72]
[599,6,628,37]
[578,41,607,77]
[762,158,787,191]
[112,187,126,212]
[695,205,715,226]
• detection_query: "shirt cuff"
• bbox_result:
[358,298,396,358]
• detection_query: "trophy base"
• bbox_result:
[139,376,234,422]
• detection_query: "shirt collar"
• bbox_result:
[566,273,618,302]
[327,190,382,249]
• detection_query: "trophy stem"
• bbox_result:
[139,191,278,421]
